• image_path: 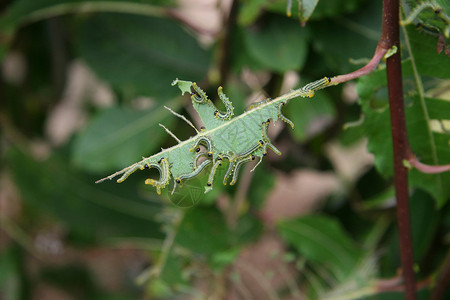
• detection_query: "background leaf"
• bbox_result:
[277,215,363,281]
[77,14,210,99]
[355,56,450,206]
[8,148,164,242]
[72,102,178,171]
[243,15,310,73]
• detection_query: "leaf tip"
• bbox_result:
[172,78,193,95]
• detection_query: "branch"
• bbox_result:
[382,1,417,300]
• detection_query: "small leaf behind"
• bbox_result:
[77,14,210,99]
[72,103,177,172]
[277,215,363,281]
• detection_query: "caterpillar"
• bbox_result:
[230,154,256,186]
[191,83,234,121]
[214,87,234,120]
[261,120,282,156]
[144,158,170,195]
[206,155,224,190]
[248,98,271,110]
[277,102,294,129]
[300,77,331,97]
[175,159,211,186]
[190,136,213,153]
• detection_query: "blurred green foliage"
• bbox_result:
[1,0,449,299]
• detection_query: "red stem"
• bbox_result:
[331,45,387,84]
[408,155,450,174]
[383,0,417,299]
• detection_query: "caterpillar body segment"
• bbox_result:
[176,159,212,187]
[205,155,224,192]
[261,121,282,156]
[191,82,209,104]
[230,154,255,186]
[301,77,331,95]
[144,158,170,195]
[276,102,294,129]
[191,83,234,124]
[248,98,271,110]
[215,86,234,120]
[190,136,213,153]
[116,164,145,183]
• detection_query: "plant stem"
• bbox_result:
[407,156,450,174]
[331,45,387,85]
[218,0,239,86]
[382,0,416,299]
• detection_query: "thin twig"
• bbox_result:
[331,45,388,85]
[218,0,239,86]
[164,105,199,133]
[407,155,450,174]
[159,123,181,143]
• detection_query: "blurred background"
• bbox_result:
[1,0,449,299]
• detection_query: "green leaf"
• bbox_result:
[409,190,440,261]
[72,103,177,172]
[299,0,320,22]
[0,0,172,30]
[285,0,320,22]
[277,215,363,281]
[77,14,210,99]
[310,0,381,73]
[0,247,22,300]
[238,0,267,26]
[266,0,365,20]
[8,148,164,242]
[311,0,365,19]
[243,16,310,73]
[386,190,442,274]
[176,207,231,256]
[403,0,450,38]
[0,0,173,59]
[406,26,450,78]
[356,59,450,206]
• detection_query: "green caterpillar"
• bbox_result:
[96,77,331,194]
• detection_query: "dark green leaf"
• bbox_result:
[8,148,164,242]
[277,214,363,281]
[0,247,23,300]
[356,60,450,207]
[310,0,381,73]
[77,14,210,99]
[403,0,450,39]
[0,0,172,29]
[238,0,267,26]
[265,0,365,20]
[72,103,177,171]
[406,26,450,78]
[176,207,231,256]
[243,16,310,73]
